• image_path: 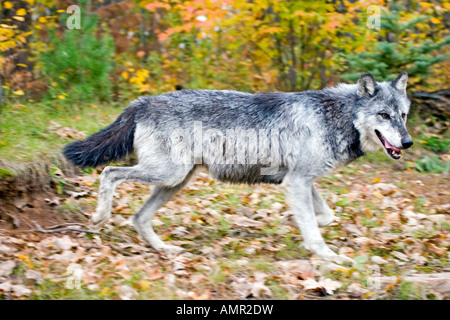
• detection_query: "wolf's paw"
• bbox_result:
[316,211,335,227]
[327,253,354,266]
[305,242,353,266]
[156,244,185,256]
[89,214,110,231]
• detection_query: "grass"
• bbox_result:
[355,149,392,165]
[413,155,449,173]
[418,135,450,153]
[397,281,428,300]
[0,102,121,163]
[0,167,17,177]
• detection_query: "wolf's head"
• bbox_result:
[353,72,413,160]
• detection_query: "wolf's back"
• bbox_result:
[63,100,144,168]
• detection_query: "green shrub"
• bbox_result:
[413,155,449,173]
[40,14,114,106]
[419,136,450,153]
[342,4,450,88]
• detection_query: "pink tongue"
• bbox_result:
[384,138,400,152]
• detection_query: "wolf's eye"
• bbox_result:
[379,113,390,120]
[401,113,406,120]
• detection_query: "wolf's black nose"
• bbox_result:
[402,138,413,149]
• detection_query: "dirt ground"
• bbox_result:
[0,160,449,300]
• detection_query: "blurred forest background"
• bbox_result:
[0,0,449,104]
[0,0,449,300]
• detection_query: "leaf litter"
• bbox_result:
[0,161,449,300]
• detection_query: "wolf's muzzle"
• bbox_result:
[401,138,413,149]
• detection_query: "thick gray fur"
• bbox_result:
[64,72,413,264]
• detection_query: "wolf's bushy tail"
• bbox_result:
[63,99,144,168]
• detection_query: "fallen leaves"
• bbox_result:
[228,215,265,229]
[0,260,16,277]
[0,281,32,297]
[47,121,86,140]
[0,160,449,300]
[230,271,273,299]
[301,277,342,295]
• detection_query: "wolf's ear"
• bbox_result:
[357,73,376,97]
[391,72,408,94]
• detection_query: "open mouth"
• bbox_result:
[375,130,402,160]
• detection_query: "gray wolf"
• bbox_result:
[63,72,413,264]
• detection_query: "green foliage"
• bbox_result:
[352,255,368,271]
[2,0,448,101]
[0,102,119,163]
[342,5,450,88]
[413,155,449,173]
[398,281,426,300]
[40,14,114,105]
[49,165,67,194]
[336,196,349,207]
[419,136,450,153]
[0,167,17,178]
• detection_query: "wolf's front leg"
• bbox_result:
[312,185,335,227]
[287,177,353,265]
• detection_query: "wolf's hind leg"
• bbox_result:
[90,166,124,230]
[132,170,194,254]
[312,185,335,227]
[90,165,192,231]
